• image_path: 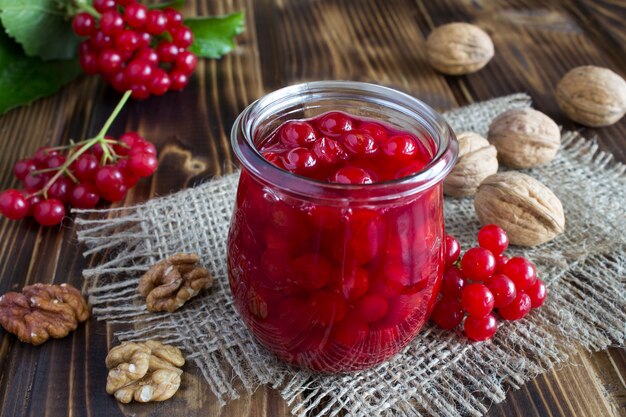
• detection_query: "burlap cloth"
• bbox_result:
[75,93,626,417]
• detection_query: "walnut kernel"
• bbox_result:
[138,253,213,313]
[0,283,89,345]
[106,340,185,403]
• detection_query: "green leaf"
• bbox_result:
[149,0,184,10]
[0,30,80,115]
[0,0,79,61]
[185,12,245,59]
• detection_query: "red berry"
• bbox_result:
[116,0,135,6]
[72,12,96,37]
[174,51,197,75]
[123,3,148,28]
[444,234,461,266]
[502,257,537,291]
[477,224,509,255]
[14,159,37,180]
[498,293,532,321]
[33,198,65,226]
[431,297,464,330]
[100,11,125,36]
[292,253,331,290]
[341,129,377,156]
[33,147,59,164]
[494,254,509,274]
[163,8,183,28]
[114,132,143,156]
[358,121,387,143]
[74,154,99,183]
[461,247,496,281]
[95,166,124,197]
[110,71,128,92]
[97,49,123,74]
[330,166,374,184]
[464,313,497,341]
[149,69,171,96]
[487,274,517,308]
[461,283,494,318]
[279,121,317,147]
[25,194,42,217]
[355,294,388,322]
[23,172,45,190]
[80,50,100,74]
[316,112,354,136]
[70,183,100,209]
[93,0,116,13]
[45,154,66,169]
[134,48,159,67]
[145,10,168,35]
[0,189,29,220]
[311,137,346,164]
[136,31,151,49]
[331,265,369,301]
[48,177,73,203]
[130,84,150,100]
[382,134,418,160]
[170,26,193,48]
[156,41,179,62]
[114,30,140,54]
[125,59,153,85]
[169,71,189,91]
[90,31,114,51]
[526,279,547,308]
[281,147,317,173]
[129,153,158,177]
[332,318,368,347]
[308,290,347,326]
[129,139,156,156]
[440,266,465,298]
[115,159,139,187]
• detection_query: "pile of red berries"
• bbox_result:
[0,92,158,227]
[72,0,197,99]
[431,224,547,341]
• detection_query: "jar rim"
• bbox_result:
[231,81,458,204]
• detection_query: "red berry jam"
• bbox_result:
[228,82,458,372]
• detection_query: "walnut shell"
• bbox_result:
[426,22,494,75]
[556,66,626,127]
[443,132,498,197]
[488,108,561,168]
[474,172,565,247]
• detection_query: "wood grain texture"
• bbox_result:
[0,0,624,416]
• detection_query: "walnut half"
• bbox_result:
[138,253,213,313]
[0,283,90,345]
[106,340,185,403]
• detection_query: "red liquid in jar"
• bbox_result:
[228,111,445,372]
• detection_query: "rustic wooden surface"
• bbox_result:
[0,0,625,416]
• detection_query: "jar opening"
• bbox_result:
[231,81,458,204]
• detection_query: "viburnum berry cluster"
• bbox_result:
[72,0,197,99]
[0,91,158,227]
[431,224,547,341]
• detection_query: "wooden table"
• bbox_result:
[1,0,624,416]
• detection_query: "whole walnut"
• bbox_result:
[474,172,565,247]
[426,22,494,75]
[106,340,185,403]
[488,108,561,168]
[443,132,498,197]
[556,66,626,127]
[0,283,90,345]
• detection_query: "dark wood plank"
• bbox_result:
[0,0,624,416]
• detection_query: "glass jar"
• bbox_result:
[228,81,458,372]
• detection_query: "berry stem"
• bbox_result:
[72,0,101,18]
[34,91,132,198]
